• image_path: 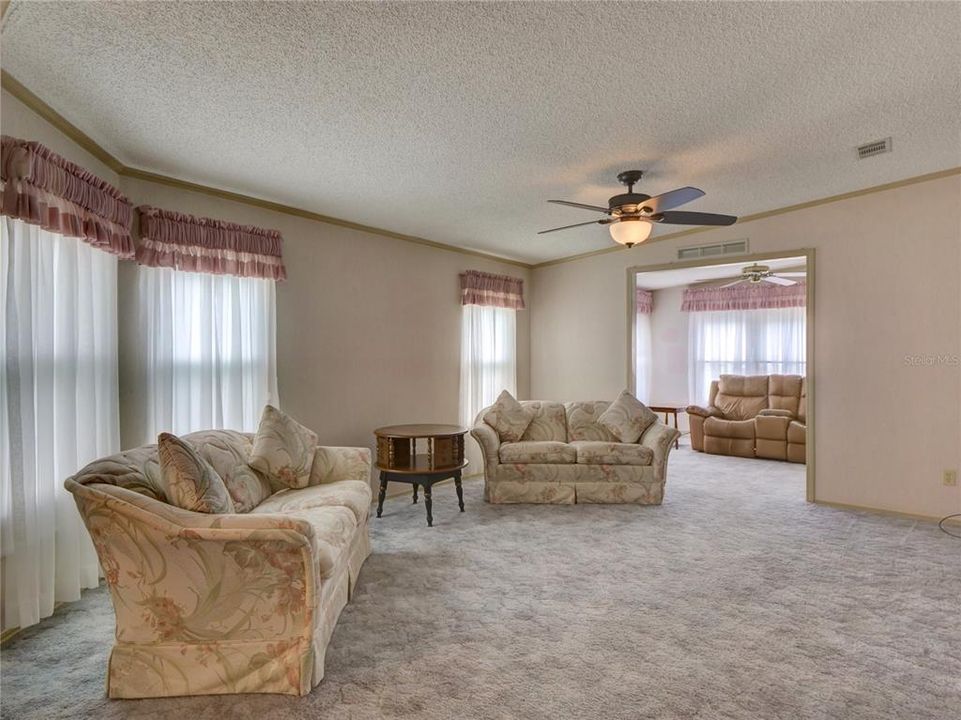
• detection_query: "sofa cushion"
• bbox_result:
[499,441,576,464]
[158,433,236,514]
[571,441,653,466]
[768,375,803,416]
[249,405,319,490]
[704,417,756,440]
[565,401,618,442]
[598,391,657,443]
[252,480,371,524]
[184,430,272,513]
[519,401,568,442]
[714,374,769,420]
[484,390,534,442]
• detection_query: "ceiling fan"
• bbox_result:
[718,264,806,287]
[539,170,737,248]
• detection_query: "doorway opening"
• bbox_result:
[628,250,814,500]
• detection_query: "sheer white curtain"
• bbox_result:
[635,312,653,403]
[1,218,118,630]
[138,265,278,441]
[459,304,517,426]
[688,307,806,405]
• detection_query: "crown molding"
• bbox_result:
[119,166,533,268]
[531,166,961,270]
[4,71,957,274]
[0,71,533,270]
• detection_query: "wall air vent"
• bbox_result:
[678,239,749,261]
[857,137,892,160]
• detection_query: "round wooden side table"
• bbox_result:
[374,424,469,527]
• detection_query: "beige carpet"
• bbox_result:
[2,443,960,719]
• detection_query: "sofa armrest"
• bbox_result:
[686,405,724,419]
[788,420,807,440]
[640,422,681,484]
[309,446,372,485]
[686,406,719,452]
[757,409,795,419]
[755,414,791,440]
[65,480,316,652]
[470,421,501,475]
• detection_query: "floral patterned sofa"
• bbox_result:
[471,400,680,504]
[64,429,372,698]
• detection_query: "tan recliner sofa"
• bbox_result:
[687,375,806,463]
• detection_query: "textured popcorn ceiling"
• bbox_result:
[2,1,959,263]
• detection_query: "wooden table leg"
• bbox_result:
[376,473,388,518]
[423,483,433,527]
[672,410,680,449]
[412,484,418,504]
[454,471,464,512]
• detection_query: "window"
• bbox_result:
[688,306,806,405]
[1,219,118,630]
[458,270,524,426]
[1,137,129,630]
[138,265,278,440]
[459,304,517,426]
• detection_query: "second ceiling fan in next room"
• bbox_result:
[540,170,738,248]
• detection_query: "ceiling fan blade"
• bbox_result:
[763,276,797,286]
[537,219,610,235]
[778,272,807,277]
[547,200,611,214]
[654,211,737,226]
[638,187,705,214]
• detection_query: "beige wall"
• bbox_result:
[532,174,961,519]
[116,177,531,486]
[5,88,961,519]
[2,92,531,495]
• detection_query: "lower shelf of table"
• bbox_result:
[375,454,468,475]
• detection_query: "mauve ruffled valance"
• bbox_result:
[681,281,806,312]
[636,288,653,315]
[136,206,286,281]
[0,135,133,256]
[460,270,525,309]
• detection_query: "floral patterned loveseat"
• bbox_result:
[64,429,372,699]
[471,401,680,504]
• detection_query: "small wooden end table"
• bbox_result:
[648,405,685,449]
[374,424,468,527]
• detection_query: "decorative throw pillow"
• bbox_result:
[249,405,318,489]
[483,390,534,442]
[157,433,236,514]
[598,390,658,444]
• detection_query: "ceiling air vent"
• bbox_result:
[678,239,749,261]
[857,137,892,160]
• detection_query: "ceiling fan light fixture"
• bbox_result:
[609,217,653,248]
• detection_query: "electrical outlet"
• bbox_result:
[944,469,959,487]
